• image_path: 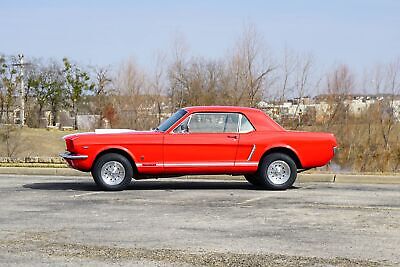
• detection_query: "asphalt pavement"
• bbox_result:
[0,174,399,266]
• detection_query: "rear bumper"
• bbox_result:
[333,146,338,156]
[59,152,88,160]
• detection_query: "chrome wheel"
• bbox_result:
[267,160,291,185]
[100,161,126,186]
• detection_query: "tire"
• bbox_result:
[91,153,133,191]
[257,153,297,190]
[244,174,263,186]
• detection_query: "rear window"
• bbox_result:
[239,115,255,133]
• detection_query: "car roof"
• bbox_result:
[183,106,261,113]
[182,106,284,132]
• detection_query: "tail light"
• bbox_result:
[66,138,75,153]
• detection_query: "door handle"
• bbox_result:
[227,135,238,139]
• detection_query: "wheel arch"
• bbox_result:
[93,147,138,173]
[260,146,302,169]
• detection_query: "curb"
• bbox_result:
[0,167,89,177]
[0,167,399,184]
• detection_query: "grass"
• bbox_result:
[0,127,82,158]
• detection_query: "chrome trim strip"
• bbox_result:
[59,152,88,160]
[235,162,258,166]
[247,145,256,161]
[173,112,243,134]
[238,114,242,133]
[164,162,235,167]
[135,162,259,168]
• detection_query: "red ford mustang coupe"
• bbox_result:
[60,106,337,191]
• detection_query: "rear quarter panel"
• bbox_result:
[280,131,337,168]
[242,131,336,169]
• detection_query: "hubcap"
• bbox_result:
[100,161,126,185]
[267,160,291,185]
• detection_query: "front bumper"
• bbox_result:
[59,152,88,160]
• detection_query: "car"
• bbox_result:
[60,106,337,191]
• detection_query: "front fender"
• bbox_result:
[93,145,138,164]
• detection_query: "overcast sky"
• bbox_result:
[1,0,399,71]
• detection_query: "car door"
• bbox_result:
[163,112,240,174]
[235,114,259,172]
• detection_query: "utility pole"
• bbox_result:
[18,54,25,126]
[12,54,27,126]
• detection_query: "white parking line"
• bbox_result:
[238,196,271,205]
[307,203,400,211]
[70,192,102,198]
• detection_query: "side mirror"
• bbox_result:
[181,124,189,133]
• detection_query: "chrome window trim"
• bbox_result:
[238,114,243,134]
[238,114,255,134]
[172,112,240,134]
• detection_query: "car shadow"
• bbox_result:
[23,179,300,192]
[23,182,99,191]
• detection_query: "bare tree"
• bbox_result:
[226,25,276,107]
[380,59,400,150]
[27,66,48,127]
[277,47,297,102]
[63,58,94,129]
[44,62,64,126]
[91,66,112,127]
[0,124,21,157]
[168,35,190,110]
[149,53,167,124]
[325,64,354,127]
[0,56,19,124]
[0,54,6,123]
[113,59,147,129]
[292,54,313,128]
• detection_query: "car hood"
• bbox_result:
[63,129,159,141]
[94,129,137,134]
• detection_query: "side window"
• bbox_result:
[239,115,255,133]
[190,113,227,133]
[224,113,239,132]
[175,113,239,133]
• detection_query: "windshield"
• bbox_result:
[156,109,187,132]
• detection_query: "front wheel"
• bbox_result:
[91,153,133,191]
[257,153,297,190]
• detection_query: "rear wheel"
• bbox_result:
[91,153,133,191]
[257,153,297,190]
